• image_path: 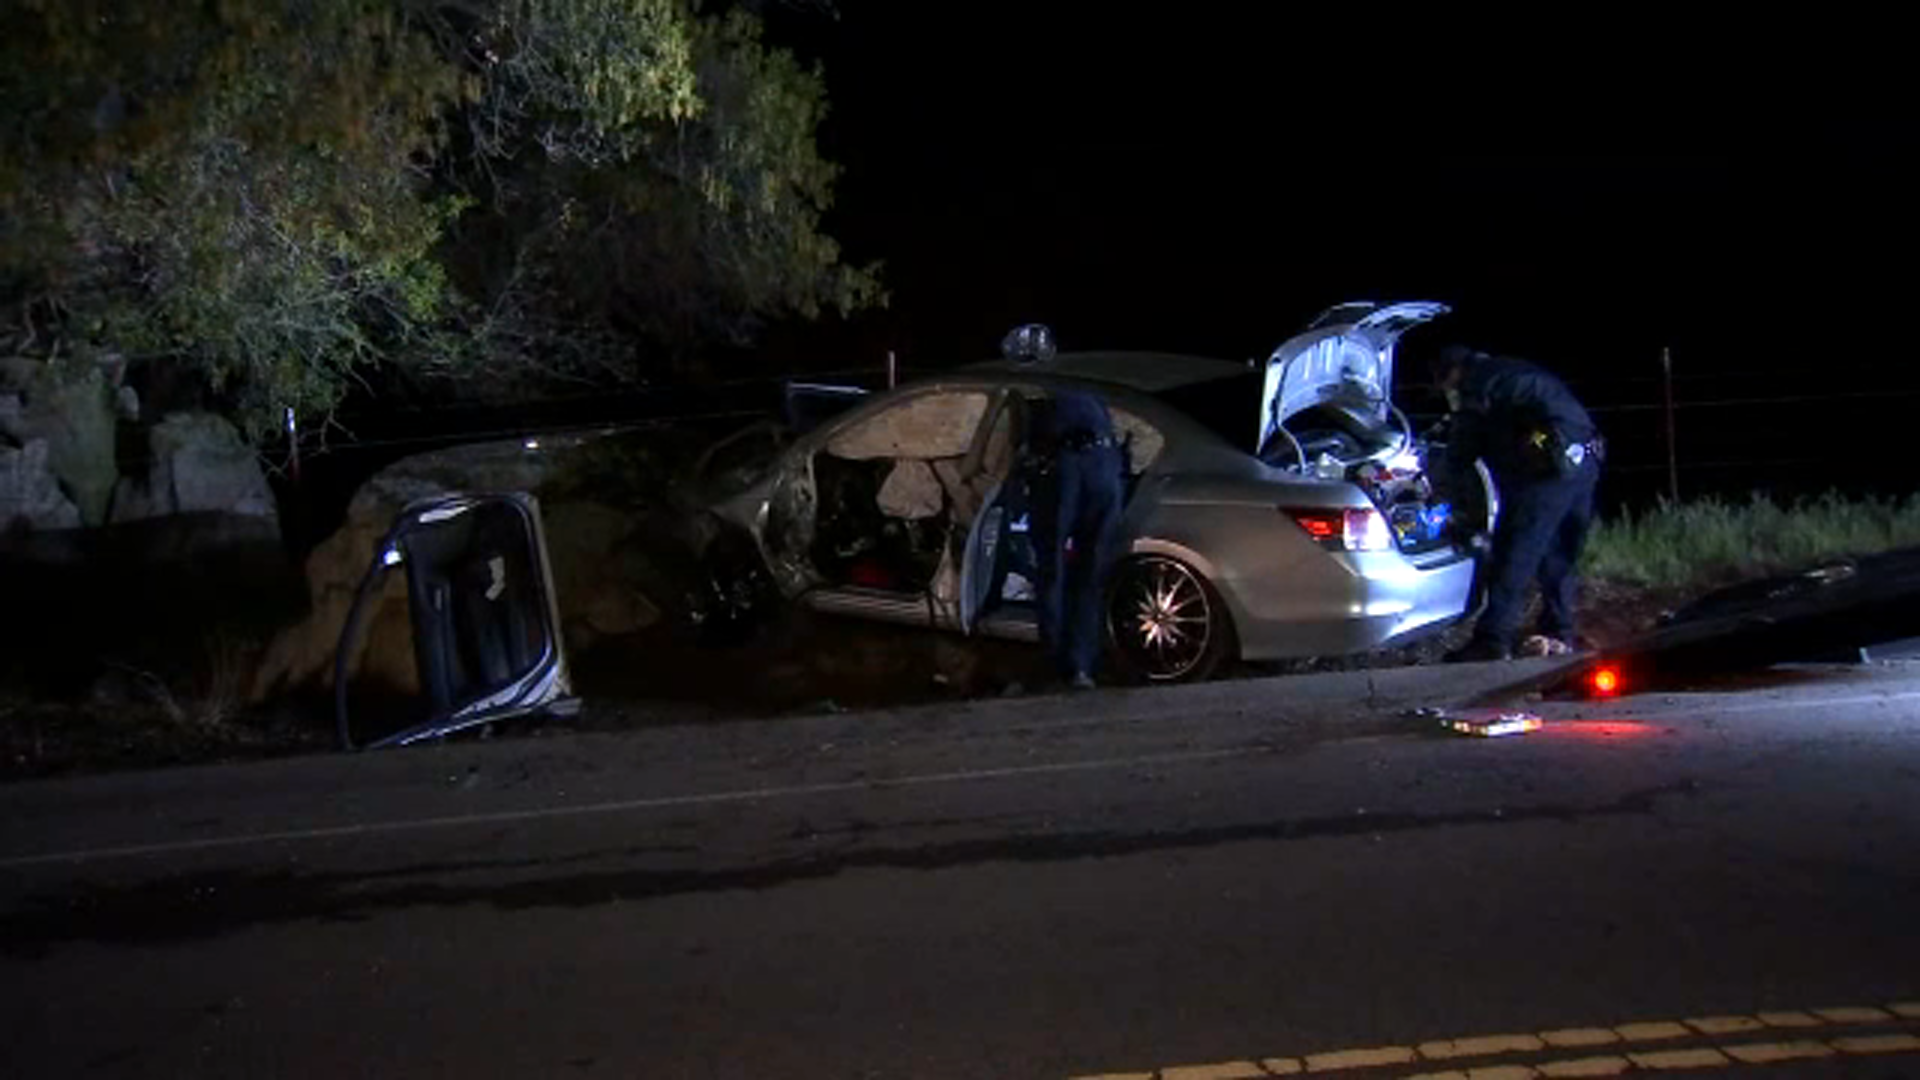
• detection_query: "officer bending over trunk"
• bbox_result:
[1432,344,1604,662]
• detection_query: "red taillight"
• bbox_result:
[1291,511,1342,543]
[1287,507,1393,552]
[1589,666,1622,697]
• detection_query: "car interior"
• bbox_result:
[807,389,1010,597]
[398,501,552,716]
[800,387,1161,622]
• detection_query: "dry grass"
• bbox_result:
[106,629,257,733]
[1,627,274,777]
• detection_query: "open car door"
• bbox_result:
[335,493,577,750]
[958,475,1013,635]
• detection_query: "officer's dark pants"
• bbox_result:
[1473,459,1599,649]
[1032,445,1125,678]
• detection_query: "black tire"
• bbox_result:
[1105,555,1235,683]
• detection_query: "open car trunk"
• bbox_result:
[1259,301,1493,555]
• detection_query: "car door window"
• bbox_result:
[1110,407,1164,474]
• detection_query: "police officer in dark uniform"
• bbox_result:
[1433,344,1604,661]
[1003,324,1126,690]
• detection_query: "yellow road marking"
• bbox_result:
[1071,997,1920,1079]
[1538,1029,1618,1049]
[1304,1046,1417,1071]
[1627,1047,1730,1069]
[1833,1032,1920,1054]
[1721,1040,1835,1064]
[1418,1035,1544,1060]
[1162,1063,1267,1080]
[1537,1057,1633,1077]
[1684,1015,1764,1035]
[1612,1021,1689,1042]
[1815,1005,1893,1023]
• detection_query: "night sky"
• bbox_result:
[751,6,1913,505]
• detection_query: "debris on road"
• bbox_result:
[1518,634,1574,657]
[1446,712,1544,737]
[1405,706,1545,738]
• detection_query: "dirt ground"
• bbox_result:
[0,581,1688,780]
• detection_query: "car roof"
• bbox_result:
[966,351,1252,393]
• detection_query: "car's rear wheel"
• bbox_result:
[1106,555,1234,683]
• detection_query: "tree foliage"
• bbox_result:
[0,0,880,439]
[441,7,880,388]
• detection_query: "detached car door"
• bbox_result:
[335,493,576,750]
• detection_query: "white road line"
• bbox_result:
[1631,689,1920,719]
[0,746,1261,869]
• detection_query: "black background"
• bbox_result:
[750,4,1914,507]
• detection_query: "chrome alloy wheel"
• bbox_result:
[1109,556,1215,681]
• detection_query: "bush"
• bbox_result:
[1583,492,1920,588]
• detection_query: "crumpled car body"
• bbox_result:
[697,302,1493,681]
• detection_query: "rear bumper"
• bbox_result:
[1228,547,1478,661]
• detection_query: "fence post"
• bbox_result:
[283,405,301,486]
[887,349,897,389]
[281,404,306,555]
[1661,347,1679,503]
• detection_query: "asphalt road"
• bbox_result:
[6,659,1920,1079]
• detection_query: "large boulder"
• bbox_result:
[0,359,119,526]
[249,469,476,704]
[0,437,83,532]
[250,431,684,704]
[110,412,278,524]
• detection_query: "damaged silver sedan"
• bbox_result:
[698,301,1493,682]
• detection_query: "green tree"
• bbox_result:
[1,0,471,438]
[0,0,880,440]
[435,3,883,391]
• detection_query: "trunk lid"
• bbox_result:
[1259,300,1449,457]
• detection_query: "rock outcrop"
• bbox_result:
[0,359,118,527]
[0,437,82,533]
[109,412,279,523]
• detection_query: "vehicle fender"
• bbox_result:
[1123,536,1225,585]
